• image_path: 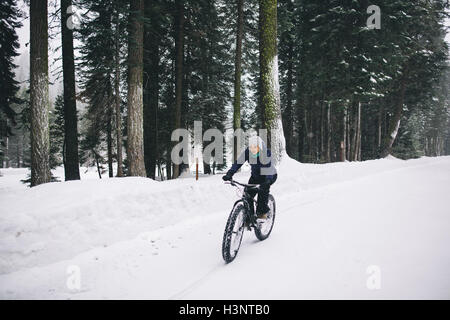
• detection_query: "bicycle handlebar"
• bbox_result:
[225,179,259,188]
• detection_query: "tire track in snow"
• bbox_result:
[167,194,326,300]
[168,263,223,300]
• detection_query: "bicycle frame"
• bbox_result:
[222,179,276,263]
[226,179,260,228]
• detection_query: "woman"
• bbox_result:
[222,136,278,220]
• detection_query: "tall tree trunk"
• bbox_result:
[16,134,20,168]
[144,3,160,179]
[30,0,51,186]
[114,11,123,177]
[305,101,310,160]
[378,103,383,150]
[203,140,211,175]
[358,117,362,161]
[342,106,347,161]
[61,0,80,181]
[297,100,304,162]
[107,109,113,177]
[166,158,171,180]
[381,67,409,158]
[157,161,163,180]
[259,0,285,165]
[320,99,324,161]
[346,106,350,160]
[233,0,244,163]
[306,100,312,161]
[326,102,331,162]
[284,48,294,158]
[94,150,102,179]
[356,102,361,161]
[283,0,294,159]
[179,32,191,177]
[126,0,146,176]
[4,132,9,168]
[16,136,22,168]
[173,0,184,179]
[21,129,26,167]
[350,102,357,161]
[62,139,66,168]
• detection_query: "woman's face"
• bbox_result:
[249,145,259,155]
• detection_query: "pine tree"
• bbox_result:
[259,0,286,165]
[172,0,185,179]
[49,95,66,169]
[280,0,449,163]
[126,0,146,177]
[0,0,23,167]
[278,0,296,158]
[143,0,170,179]
[232,0,244,163]
[380,0,449,157]
[2,88,31,169]
[30,0,51,186]
[61,0,81,180]
[78,0,128,178]
[78,0,114,177]
[114,1,125,177]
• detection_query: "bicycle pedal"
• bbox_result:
[256,218,266,225]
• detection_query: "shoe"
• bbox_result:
[256,212,268,220]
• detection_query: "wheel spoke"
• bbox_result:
[230,211,244,254]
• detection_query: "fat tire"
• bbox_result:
[254,194,276,241]
[222,202,246,263]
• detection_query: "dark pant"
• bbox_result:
[246,174,277,215]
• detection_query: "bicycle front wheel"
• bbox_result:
[222,201,246,263]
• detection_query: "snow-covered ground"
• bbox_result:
[0,156,449,299]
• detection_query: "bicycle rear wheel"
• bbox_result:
[222,202,246,263]
[254,194,276,241]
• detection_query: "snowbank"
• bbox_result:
[0,175,237,274]
[0,155,449,276]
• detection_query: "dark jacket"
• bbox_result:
[227,143,277,182]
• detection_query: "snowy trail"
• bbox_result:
[0,156,449,299]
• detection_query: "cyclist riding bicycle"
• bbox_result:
[222,136,278,220]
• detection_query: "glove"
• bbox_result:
[222,174,232,181]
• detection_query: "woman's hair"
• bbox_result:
[248,136,264,150]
